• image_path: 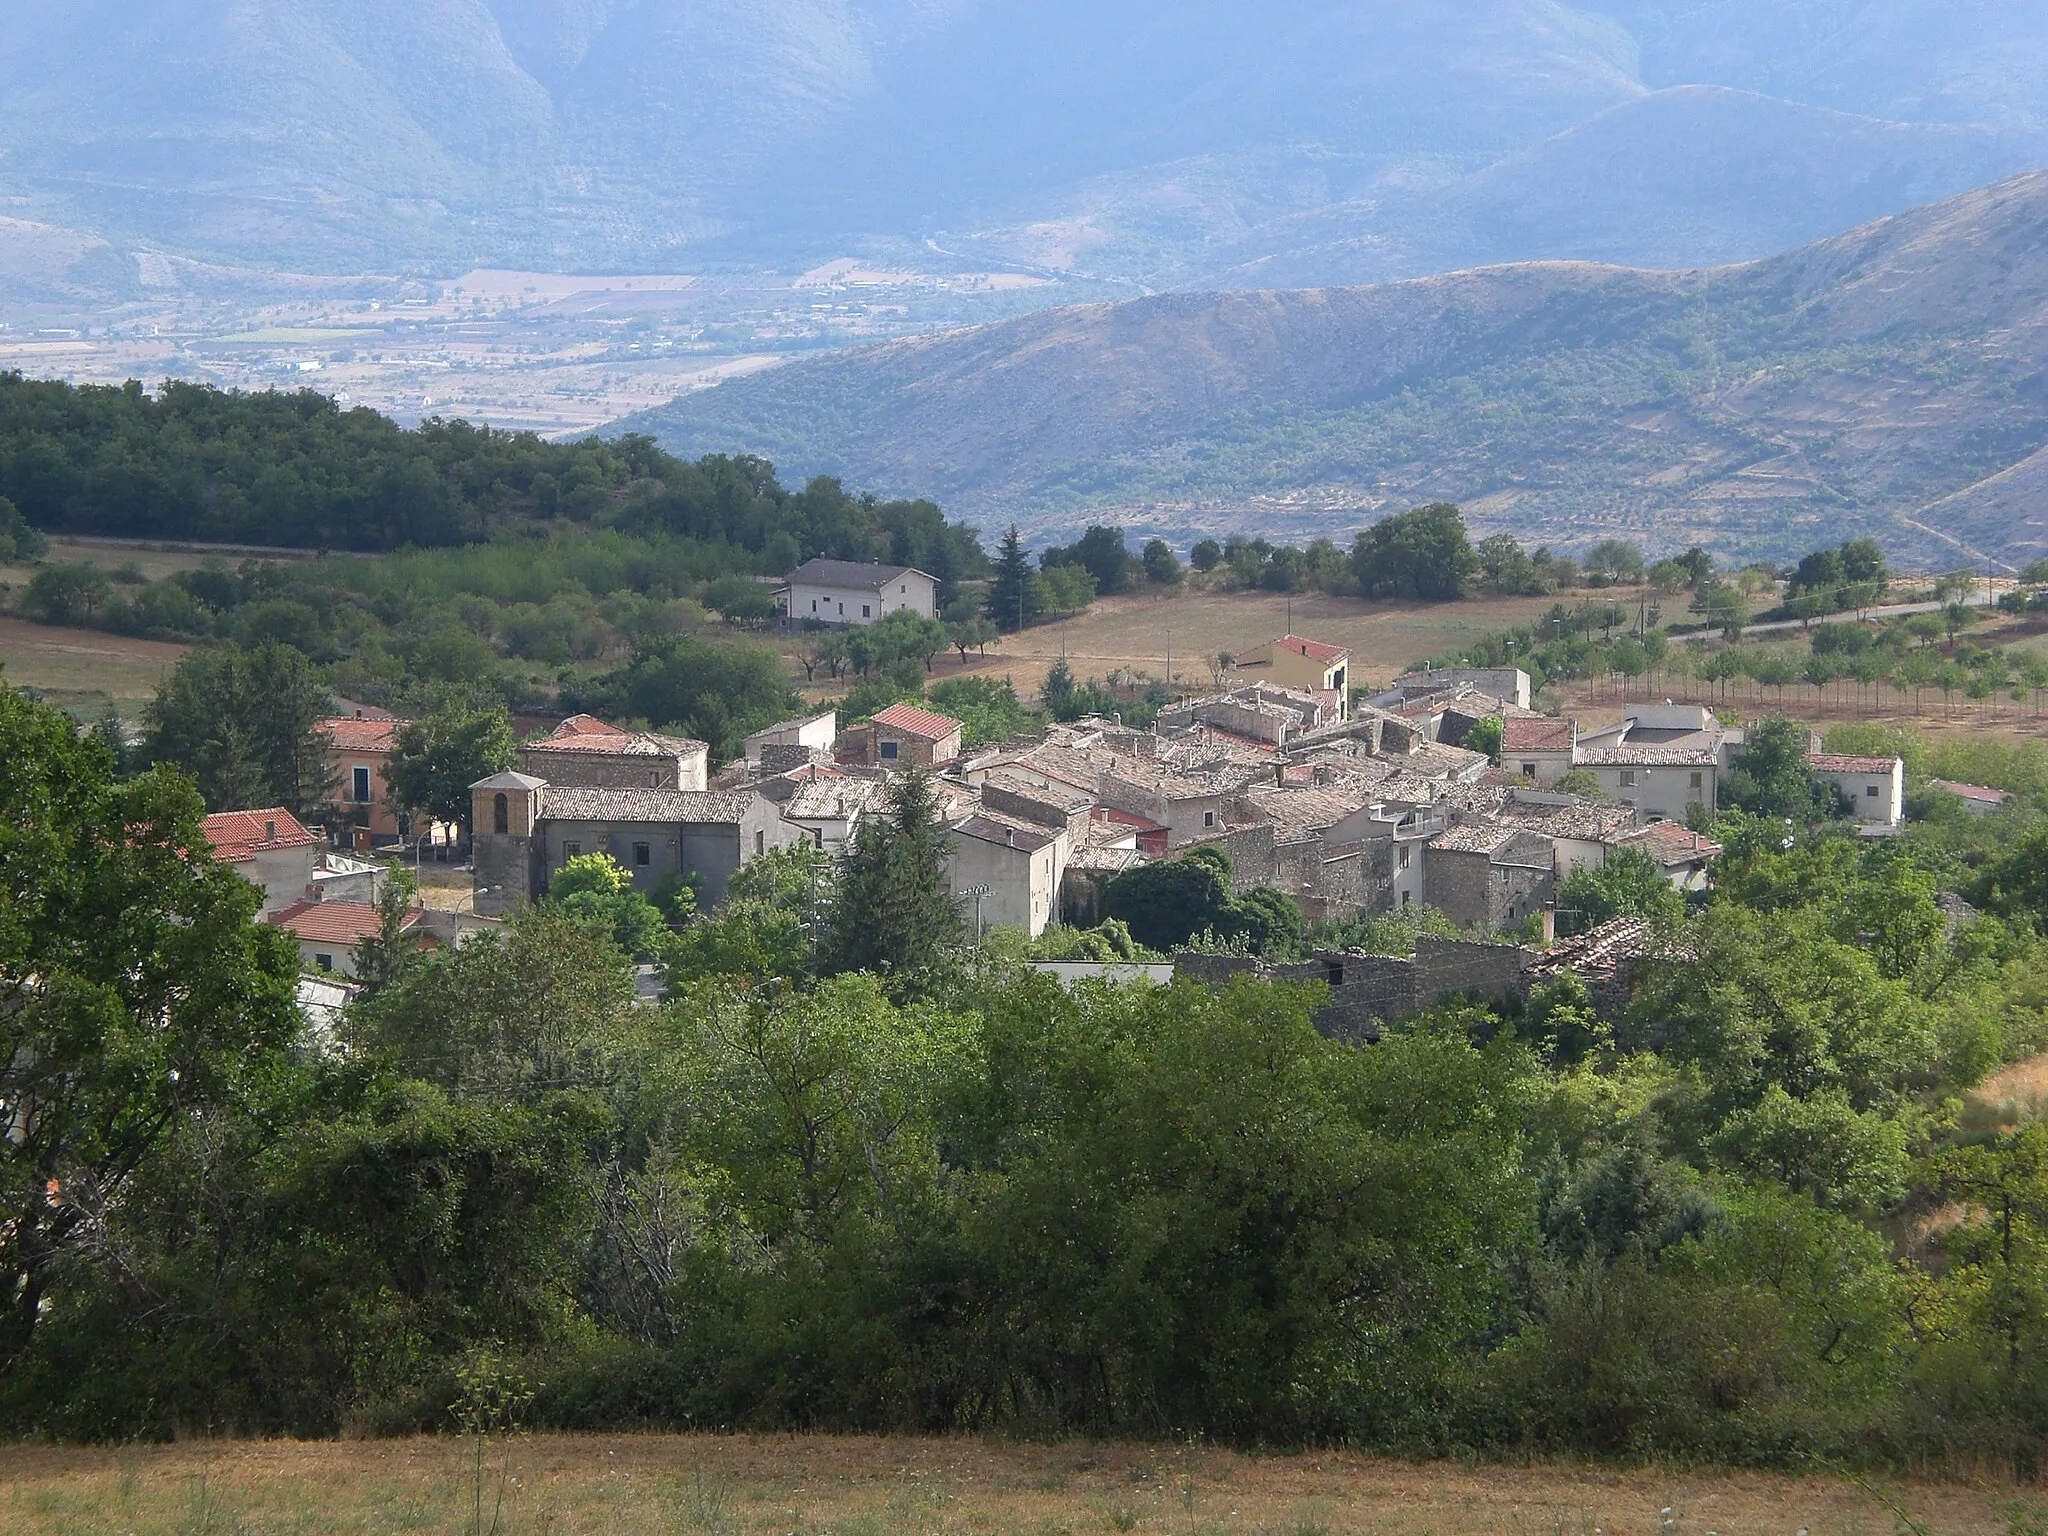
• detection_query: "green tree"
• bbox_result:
[948,615,999,664]
[583,633,800,764]
[1722,714,1834,822]
[1477,534,1538,595]
[1190,539,1222,572]
[1558,846,1685,929]
[1039,561,1096,616]
[1586,539,1646,585]
[1043,525,1131,596]
[551,852,668,960]
[385,698,516,845]
[0,496,45,563]
[1104,847,1238,953]
[1350,503,1478,601]
[145,641,336,815]
[1141,538,1183,586]
[821,768,963,989]
[702,573,777,626]
[667,844,835,983]
[0,683,301,1375]
[1464,714,1505,764]
[22,562,113,626]
[987,524,1041,632]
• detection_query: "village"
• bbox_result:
[192,558,1968,1043]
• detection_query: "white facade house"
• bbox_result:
[1573,704,1735,821]
[1809,753,1905,830]
[781,559,939,627]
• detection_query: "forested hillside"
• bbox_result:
[0,374,981,575]
[631,170,2048,568]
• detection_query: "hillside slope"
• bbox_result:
[1,1,2044,280]
[624,171,2048,568]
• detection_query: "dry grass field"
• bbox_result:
[928,586,1572,701]
[0,613,186,713]
[0,1433,2026,1536]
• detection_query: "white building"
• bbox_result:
[201,808,325,917]
[1809,752,1905,831]
[1573,704,1736,821]
[780,559,939,627]
[744,709,839,770]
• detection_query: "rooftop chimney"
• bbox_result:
[264,820,277,841]
[1004,826,1015,847]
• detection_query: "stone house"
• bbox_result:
[840,702,964,769]
[519,714,710,790]
[1502,716,1577,786]
[949,810,1071,939]
[469,773,802,916]
[1231,636,1352,718]
[1425,823,1555,932]
[780,559,939,627]
[1614,820,1724,891]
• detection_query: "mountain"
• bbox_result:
[621,171,2048,569]
[1,2,2045,281]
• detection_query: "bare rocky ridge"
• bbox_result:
[627,171,2048,567]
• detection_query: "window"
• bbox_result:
[1400,890,1412,909]
[1398,845,1411,870]
[755,830,767,856]
[1619,770,1637,788]
[633,842,651,867]
[837,602,844,615]
[493,794,509,835]
[352,765,372,803]
[1203,810,1216,828]
[811,599,818,612]
[315,953,334,972]
[862,604,871,618]
[562,841,582,859]
[1690,772,1703,790]
[1521,762,1537,778]
[1866,785,1880,798]
[881,739,900,761]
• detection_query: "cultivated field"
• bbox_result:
[0,614,186,714]
[0,1433,2023,1536]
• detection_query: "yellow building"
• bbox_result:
[1234,634,1352,717]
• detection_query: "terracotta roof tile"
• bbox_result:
[202,809,321,864]
[1503,717,1575,753]
[872,703,964,741]
[1619,821,1724,861]
[1808,753,1901,774]
[323,716,404,752]
[269,900,421,946]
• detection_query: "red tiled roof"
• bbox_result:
[534,713,629,744]
[1621,821,1724,862]
[1931,778,2011,804]
[202,809,321,864]
[268,900,422,946]
[871,703,963,741]
[1809,753,1900,774]
[1275,634,1350,664]
[1093,806,1168,834]
[1503,717,1575,753]
[324,716,404,753]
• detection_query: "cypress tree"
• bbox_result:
[823,767,963,988]
[986,523,1039,633]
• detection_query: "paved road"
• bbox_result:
[1681,584,2001,641]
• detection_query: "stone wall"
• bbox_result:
[1173,935,1532,1044]
[473,832,535,916]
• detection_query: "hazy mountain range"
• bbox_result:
[626,170,2048,569]
[2,1,2046,286]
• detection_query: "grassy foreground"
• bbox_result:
[0,1434,2027,1536]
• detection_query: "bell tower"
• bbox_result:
[469,771,546,916]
